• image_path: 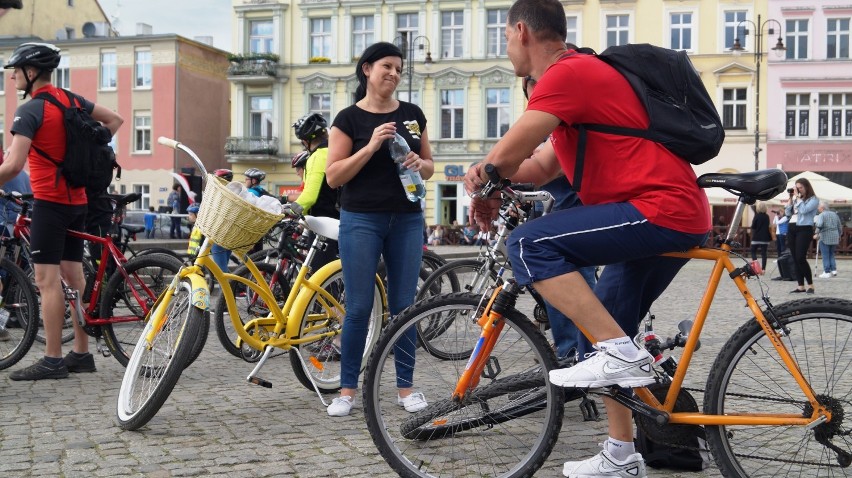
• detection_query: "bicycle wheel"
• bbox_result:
[421,248,447,276]
[31,259,93,344]
[101,254,191,367]
[416,259,498,361]
[0,258,39,370]
[289,261,385,393]
[363,292,563,478]
[213,261,290,359]
[116,276,204,431]
[134,247,184,263]
[704,297,852,478]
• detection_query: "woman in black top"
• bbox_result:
[324,42,435,417]
[750,201,772,272]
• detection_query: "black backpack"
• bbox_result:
[32,89,121,194]
[569,44,724,191]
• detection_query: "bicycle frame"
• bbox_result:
[458,197,831,429]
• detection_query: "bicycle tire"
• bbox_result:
[415,259,498,361]
[134,247,184,263]
[363,292,563,478]
[704,297,852,478]
[116,276,204,431]
[213,261,290,359]
[101,253,192,368]
[31,259,94,345]
[421,248,447,276]
[0,258,40,370]
[289,261,385,393]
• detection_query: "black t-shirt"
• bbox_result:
[332,102,426,213]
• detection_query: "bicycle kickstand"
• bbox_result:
[290,347,331,407]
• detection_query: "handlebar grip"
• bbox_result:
[484,164,501,184]
[158,137,180,149]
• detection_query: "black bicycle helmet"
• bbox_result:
[244,168,266,181]
[291,150,309,169]
[213,169,234,181]
[4,42,61,98]
[292,113,328,142]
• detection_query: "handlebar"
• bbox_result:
[158,136,209,185]
[474,164,555,216]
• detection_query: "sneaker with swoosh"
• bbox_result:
[548,342,654,389]
[563,448,647,478]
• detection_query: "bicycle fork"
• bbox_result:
[452,281,519,401]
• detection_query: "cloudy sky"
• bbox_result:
[99,0,233,52]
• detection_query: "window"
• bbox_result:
[67,0,73,6]
[818,93,852,137]
[310,18,332,59]
[65,27,75,39]
[827,18,850,59]
[132,184,151,210]
[100,50,117,89]
[724,11,748,50]
[440,89,464,139]
[486,9,508,57]
[566,16,579,46]
[134,112,152,152]
[786,94,811,137]
[441,11,464,59]
[309,93,332,124]
[605,15,629,48]
[785,19,809,60]
[397,90,421,105]
[54,55,70,89]
[249,20,273,54]
[135,48,152,88]
[397,13,419,52]
[670,13,693,50]
[722,88,747,130]
[249,96,273,138]
[485,88,510,138]
[352,15,374,59]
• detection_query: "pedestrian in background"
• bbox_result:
[749,201,771,273]
[772,208,788,255]
[144,206,157,239]
[814,201,842,278]
[325,41,434,417]
[167,184,182,239]
[785,178,819,294]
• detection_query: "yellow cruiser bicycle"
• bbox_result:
[116,137,387,431]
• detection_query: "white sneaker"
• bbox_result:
[549,342,654,389]
[397,392,428,412]
[327,396,355,417]
[563,449,647,478]
[818,272,832,279]
[832,271,838,276]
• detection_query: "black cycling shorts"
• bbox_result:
[30,199,87,264]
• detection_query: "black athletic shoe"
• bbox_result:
[64,352,96,373]
[9,358,69,381]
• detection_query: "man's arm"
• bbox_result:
[0,134,31,185]
[91,103,124,135]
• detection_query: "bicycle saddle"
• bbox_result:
[121,224,145,235]
[696,169,788,201]
[302,216,340,241]
[103,192,142,208]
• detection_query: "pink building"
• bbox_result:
[767,2,852,207]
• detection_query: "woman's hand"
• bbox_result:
[370,122,397,152]
[401,151,426,172]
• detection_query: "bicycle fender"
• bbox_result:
[186,273,210,310]
[286,260,387,339]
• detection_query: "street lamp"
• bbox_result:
[394,34,433,103]
[730,14,786,171]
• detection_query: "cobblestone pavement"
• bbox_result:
[2,247,851,477]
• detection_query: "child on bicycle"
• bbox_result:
[464,3,710,476]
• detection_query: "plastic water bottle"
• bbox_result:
[388,132,426,202]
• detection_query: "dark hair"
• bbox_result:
[795,178,816,200]
[507,0,567,42]
[354,42,403,101]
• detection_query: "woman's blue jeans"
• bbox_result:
[338,209,423,390]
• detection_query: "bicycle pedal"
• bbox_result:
[579,396,600,422]
[247,376,272,388]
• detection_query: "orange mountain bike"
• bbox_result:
[362,168,852,478]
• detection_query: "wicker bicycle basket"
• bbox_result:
[194,174,284,256]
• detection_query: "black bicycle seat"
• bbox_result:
[121,224,145,235]
[696,169,788,201]
[106,193,142,208]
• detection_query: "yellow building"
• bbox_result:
[0,0,114,40]
[227,0,769,225]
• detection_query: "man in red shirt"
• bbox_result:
[0,43,123,380]
[464,1,710,476]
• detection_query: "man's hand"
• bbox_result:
[282,202,303,218]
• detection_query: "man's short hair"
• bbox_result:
[507,0,567,42]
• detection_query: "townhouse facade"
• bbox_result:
[767,0,852,223]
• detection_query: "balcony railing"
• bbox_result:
[225,136,279,156]
[227,58,279,77]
